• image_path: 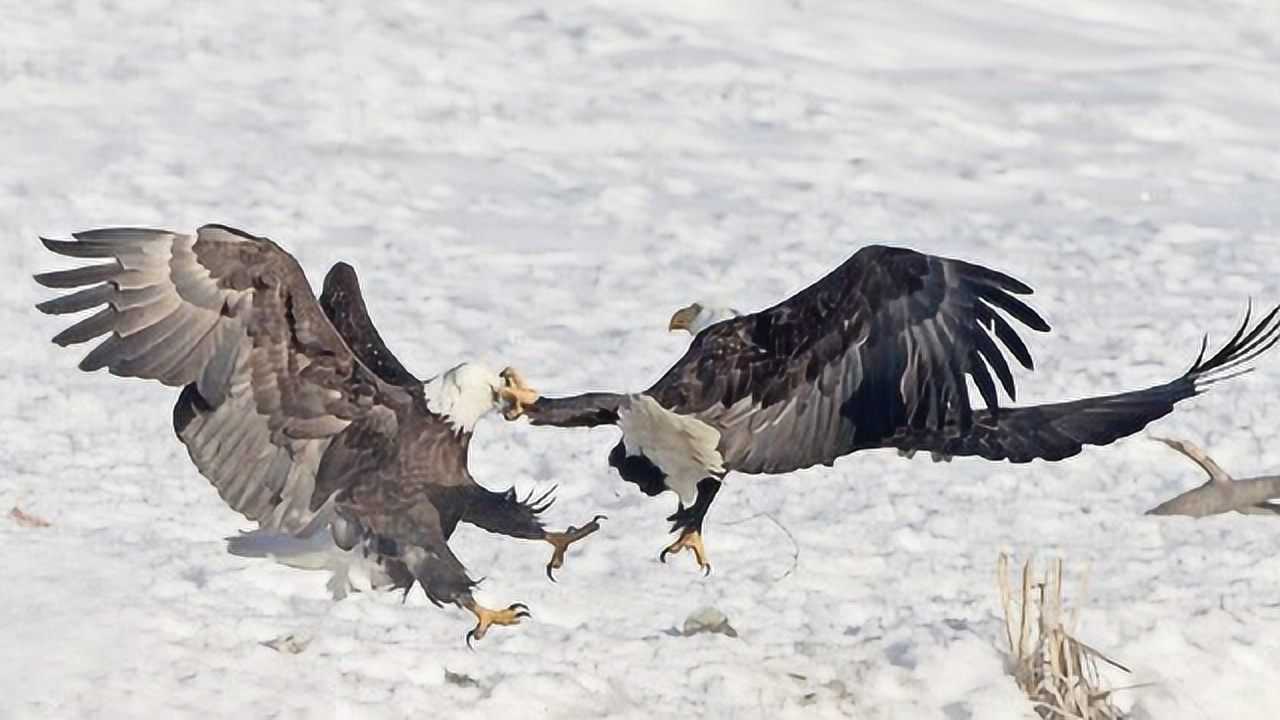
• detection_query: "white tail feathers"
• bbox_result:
[226,526,393,600]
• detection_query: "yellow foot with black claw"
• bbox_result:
[545,514,607,582]
[660,529,712,576]
[465,602,530,648]
[499,367,540,420]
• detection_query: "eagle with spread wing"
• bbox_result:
[501,245,1280,573]
[35,224,602,645]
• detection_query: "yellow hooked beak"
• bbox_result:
[668,303,702,333]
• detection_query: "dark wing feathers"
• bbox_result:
[35,224,402,533]
[897,304,1280,462]
[319,262,420,388]
[912,391,1188,464]
[1189,301,1280,382]
[647,245,1050,474]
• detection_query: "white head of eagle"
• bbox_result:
[424,362,506,433]
[668,302,742,336]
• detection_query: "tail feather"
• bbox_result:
[226,525,394,599]
[897,304,1280,464]
[226,527,338,571]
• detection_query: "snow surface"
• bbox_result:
[4,1,1280,718]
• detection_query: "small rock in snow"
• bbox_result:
[681,606,738,638]
[259,634,311,655]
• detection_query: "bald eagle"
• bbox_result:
[501,245,1280,573]
[34,224,603,645]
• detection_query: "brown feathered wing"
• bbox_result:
[35,224,403,534]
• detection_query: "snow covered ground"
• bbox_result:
[3,0,1280,717]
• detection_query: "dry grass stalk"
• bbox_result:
[997,554,1129,720]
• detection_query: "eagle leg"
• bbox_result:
[464,600,531,648]
[499,367,540,420]
[398,540,524,647]
[659,478,721,576]
[544,514,607,582]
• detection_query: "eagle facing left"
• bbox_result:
[34,224,603,645]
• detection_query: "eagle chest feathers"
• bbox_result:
[616,395,725,505]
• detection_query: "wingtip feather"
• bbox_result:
[1188,301,1280,384]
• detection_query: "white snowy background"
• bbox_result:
[3,0,1280,718]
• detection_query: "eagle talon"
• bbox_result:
[464,601,530,648]
[544,515,606,582]
[660,529,712,575]
[499,367,540,420]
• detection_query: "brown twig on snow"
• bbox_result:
[1146,437,1280,517]
[9,506,51,528]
